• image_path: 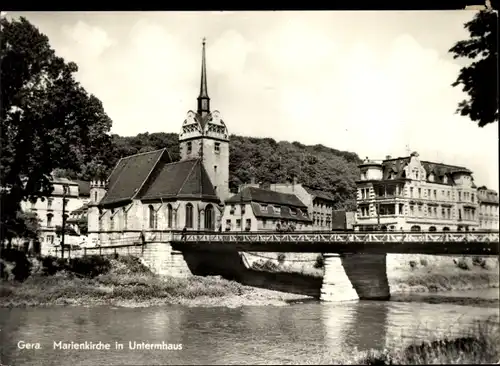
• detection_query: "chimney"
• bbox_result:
[385,155,392,160]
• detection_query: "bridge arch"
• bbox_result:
[410,225,421,232]
[429,226,437,232]
[443,227,450,231]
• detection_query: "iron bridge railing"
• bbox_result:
[170,230,500,244]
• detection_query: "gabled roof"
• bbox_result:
[100,149,170,206]
[250,202,312,222]
[379,156,471,185]
[139,159,219,202]
[303,185,335,202]
[226,186,307,208]
[74,180,90,197]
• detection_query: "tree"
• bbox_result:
[449,6,498,127]
[0,17,113,242]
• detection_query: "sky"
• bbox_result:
[5,11,500,189]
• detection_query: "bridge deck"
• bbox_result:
[92,231,499,255]
[163,231,499,255]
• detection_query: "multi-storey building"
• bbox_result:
[269,179,335,231]
[354,152,479,232]
[20,176,89,253]
[221,186,313,231]
[477,186,499,231]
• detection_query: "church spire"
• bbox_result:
[197,37,210,117]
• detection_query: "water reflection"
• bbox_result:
[0,298,498,366]
[322,302,389,355]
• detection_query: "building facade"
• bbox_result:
[87,40,228,245]
[20,176,89,253]
[221,186,313,231]
[269,179,336,231]
[354,152,479,232]
[477,186,499,231]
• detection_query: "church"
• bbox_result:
[87,39,230,244]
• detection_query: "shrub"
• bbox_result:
[314,254,324,269]
[68,255,111,278]
[472,257,486,267]
[456,257,471,271]
[277,253,286,265]
[419,258,428,266]
[41,256,67,275]
[116,255,151,274]
[0,249,32,281]
[251,259,279,272]
[409,260,417,269]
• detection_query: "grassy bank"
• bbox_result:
[0,253,309,308]
[305,320,500,365]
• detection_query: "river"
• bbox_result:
[1,289,498,365]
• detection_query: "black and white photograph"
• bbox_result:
[0,6,499,365]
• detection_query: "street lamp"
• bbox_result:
[60,184,69,259]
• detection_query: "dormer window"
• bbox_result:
[187,141,192,154]
[273,206,281,214]
[260,204,268,210]
[290,208,297,215]
[214,142,220,154]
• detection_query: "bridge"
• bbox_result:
[168,230,499,255]
[87,230,499,302]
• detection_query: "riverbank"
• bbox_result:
[0,254,309,308]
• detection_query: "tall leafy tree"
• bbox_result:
[0,17,113,241]
[449,5,498,127]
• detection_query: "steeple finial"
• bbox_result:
[197,37,210,117]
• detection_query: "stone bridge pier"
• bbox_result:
[321,253,390,302]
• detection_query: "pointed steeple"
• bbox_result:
[197,37,210,118]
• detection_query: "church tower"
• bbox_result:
[179,38,230,203]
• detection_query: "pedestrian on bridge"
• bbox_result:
[181,227,187,241]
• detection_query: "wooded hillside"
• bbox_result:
[61,132,361,210]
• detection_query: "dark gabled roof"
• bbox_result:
[100,149,170,206]
[379,156,471,186]
[226,186,307,208]
[303,185,335,202]
[250,202,312,223]
[477,187,499,204]
[139,159,219,201]
[381,157,411,180]
[74,180,90,197]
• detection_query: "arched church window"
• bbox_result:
[149,205,157,229]
[94,191,98,202]
[187,142,192,154]
[185,203,193,229]
[167,204,173,228]
[205,204,215,230]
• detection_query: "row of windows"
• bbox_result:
[360,186,477,203]
[186,141,221,154]
[225,218,252,231]
[104,204,215,231]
